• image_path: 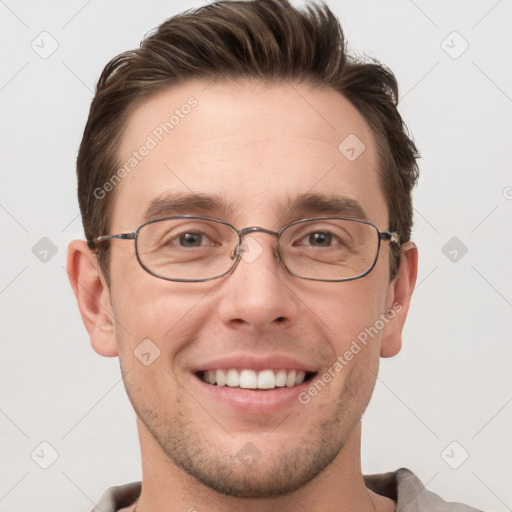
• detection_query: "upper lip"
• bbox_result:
[192,354,319,373]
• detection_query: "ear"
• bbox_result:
[380,242,418,358]
[66,240,118,357]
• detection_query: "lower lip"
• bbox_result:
[192,374,313,414]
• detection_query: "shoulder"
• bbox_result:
[90,481,142,512]
[365,468,483,511]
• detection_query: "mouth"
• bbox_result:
[196,369,317,390]
[191,354,320,413]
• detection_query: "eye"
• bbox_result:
[303,231,334,247]
[165,229,222,249]
[156,222,224,250]
[296,229,348,248]
[286,220,356,251]
[176,231,209,247]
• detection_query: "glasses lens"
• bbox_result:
[136,218,238,281]
[135,217,381,282]
[280,218,380,281]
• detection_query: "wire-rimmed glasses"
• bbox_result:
[88,215,400,282]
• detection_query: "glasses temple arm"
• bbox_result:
[380,231,400,244]
[87,232,136,249]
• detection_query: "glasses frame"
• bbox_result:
[88,215,401,283]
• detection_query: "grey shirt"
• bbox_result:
[91,468,482,511]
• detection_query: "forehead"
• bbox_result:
[111,80,387,230]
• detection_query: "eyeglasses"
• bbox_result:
[88,215,400,282]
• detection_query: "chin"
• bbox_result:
[168,438,342,498]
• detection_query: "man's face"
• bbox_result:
[101,80,401,497]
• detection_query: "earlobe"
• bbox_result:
[66,240,118,357]
[380,242,418,358]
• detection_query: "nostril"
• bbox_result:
[274,316,286,323]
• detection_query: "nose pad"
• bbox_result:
[230,246,240,260]
[274,246,281,263]
[230,238,281,265]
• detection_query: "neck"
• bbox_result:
[133,418,394,512]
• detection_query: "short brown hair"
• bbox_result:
[78,0,420,284]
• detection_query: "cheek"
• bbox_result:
[302,279,388,347]
[111,271,219,361]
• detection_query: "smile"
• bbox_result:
[197,369,316,389]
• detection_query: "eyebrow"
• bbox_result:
[142,192,238,222]
[281,192,368,222]
[142,192,368,224]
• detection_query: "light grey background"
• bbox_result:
[1,0,511,510]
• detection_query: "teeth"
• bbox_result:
[257,369,275,389]
[275,369,287,387]
[216,369,226,386]
[286,370,296,387]
[226,369,239,387]
[202,369,309,389]
[240,369,257,388]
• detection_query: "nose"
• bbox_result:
[216,232,300,332]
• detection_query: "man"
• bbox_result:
[67,0,480,510]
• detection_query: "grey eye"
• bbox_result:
[178,232,204,247]
[307,232,332,246]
